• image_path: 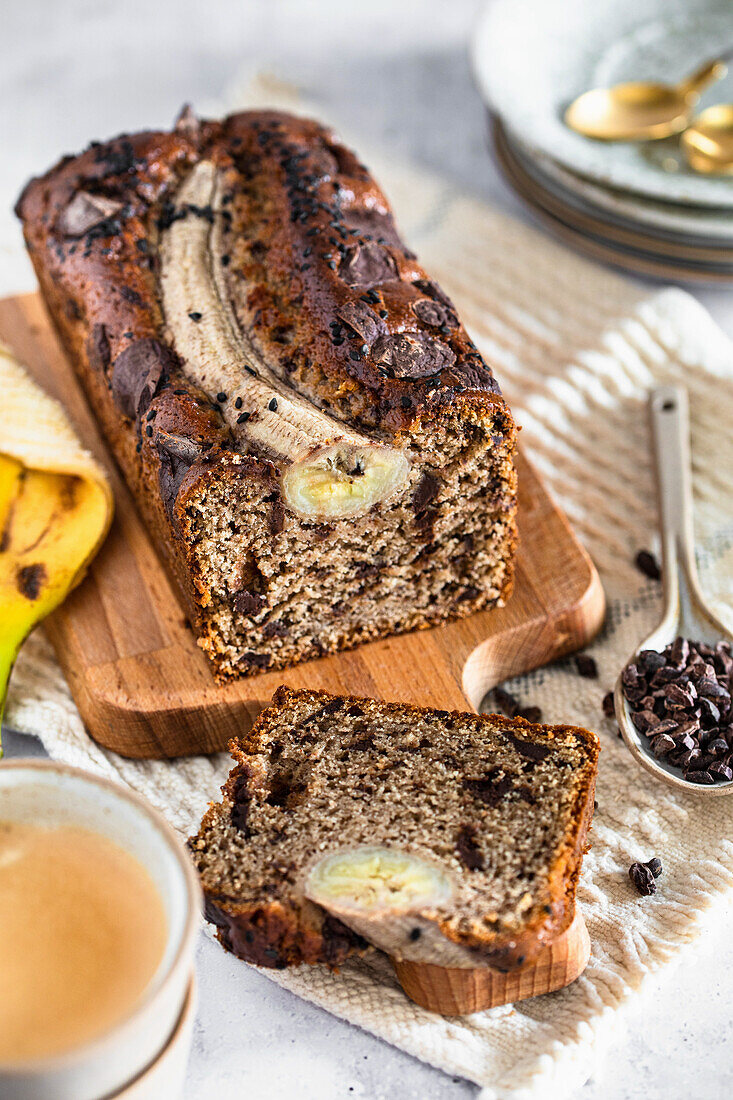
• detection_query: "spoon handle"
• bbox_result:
[678,58,728,99]
[649,386,698,622]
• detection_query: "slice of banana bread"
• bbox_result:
[16,108,517,681]
[190,688,599,970]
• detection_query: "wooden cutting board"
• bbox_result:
[0,293,605,759]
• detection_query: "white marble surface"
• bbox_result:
[3,2,733,1097]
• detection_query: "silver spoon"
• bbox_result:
[615,385,733,796]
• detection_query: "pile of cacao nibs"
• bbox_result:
[621,636,733,785]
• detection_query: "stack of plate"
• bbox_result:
[472,0,733,283]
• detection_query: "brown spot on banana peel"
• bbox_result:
[158,161,410,520]
[16,562,47,600]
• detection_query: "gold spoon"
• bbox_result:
[681,103,733,173]
[565,58,727,141]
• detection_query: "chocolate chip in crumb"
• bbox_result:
[645,857,663,879]
[602,691,615,718]
[455,825,485,871]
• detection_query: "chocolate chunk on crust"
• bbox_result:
[57,191,124,238]
[339,242,398,288]
[111,339,176,420]
[335,301,382,344]
[372,332,455,379]
[412,298,456,328]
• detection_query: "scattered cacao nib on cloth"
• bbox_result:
[628,860,661,897]
[575,654,599,679]
[490,685,543,723]
[635,549,662,581]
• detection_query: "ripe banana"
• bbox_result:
[305,846,481,966]
[159,161,409,520]
[0,346,113,748]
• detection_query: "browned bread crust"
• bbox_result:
[191,687,599,971]
[16,110,517,678]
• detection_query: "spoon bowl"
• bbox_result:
[682,104,733,174]
[564,59,727,142]
[615,386,733,796]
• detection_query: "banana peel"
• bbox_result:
[0,345,113,751]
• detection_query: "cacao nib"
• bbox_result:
[629,861,656,896]
[635,550,662,581]
[575,654,598,679]
[492,686,520,717]
[517,705,543,724]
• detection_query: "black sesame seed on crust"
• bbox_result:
[188,311,202,322]
[237,411,251,424]
[268,398,278,412]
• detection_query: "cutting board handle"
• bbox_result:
[391,911,590,1015]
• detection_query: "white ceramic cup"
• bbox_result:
[0,760,201,1100]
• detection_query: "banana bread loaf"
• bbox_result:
[16,108,518,680]
[190,687,599,970]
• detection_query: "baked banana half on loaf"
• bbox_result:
[190,688,599,970]
[16,109,518,679]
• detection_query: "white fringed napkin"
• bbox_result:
[6,79,733,1099]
